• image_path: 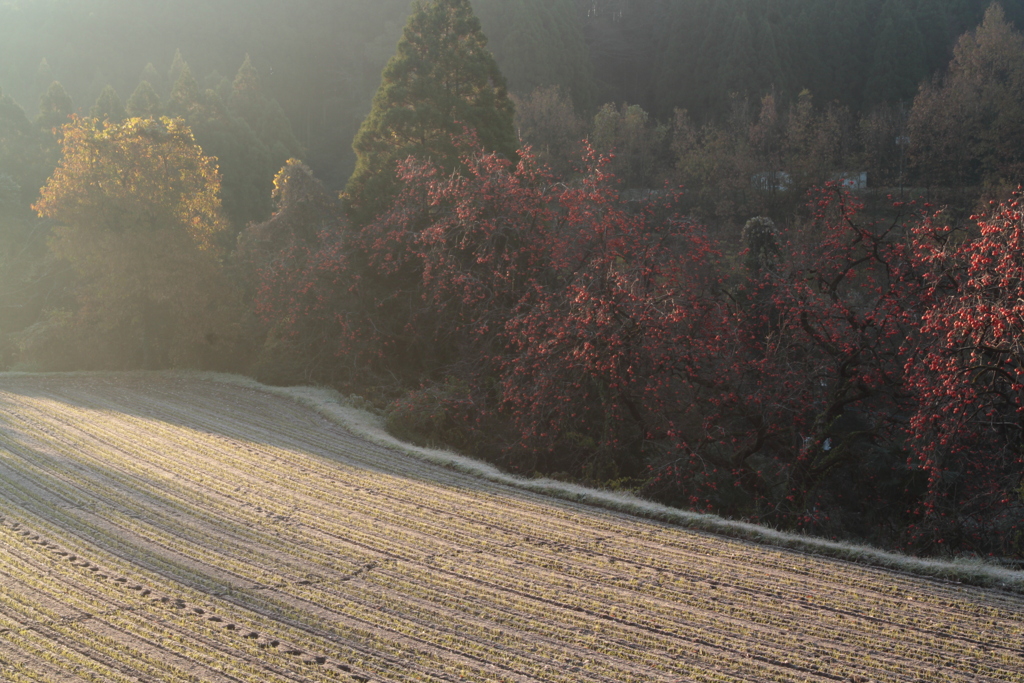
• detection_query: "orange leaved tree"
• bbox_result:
[34,116,238,369]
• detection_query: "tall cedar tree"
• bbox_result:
[345,0,516,225]
[90,85,126,123]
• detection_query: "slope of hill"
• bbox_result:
[0,372,1022,682]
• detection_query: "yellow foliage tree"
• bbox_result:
[33,116,239,369]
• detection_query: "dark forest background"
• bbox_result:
[1,0,1016,186]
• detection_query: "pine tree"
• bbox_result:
[126,81,161,119]
[141,62,164,96]
[753,13,784,93]
[345,0,516,225]
[228,54,266,130]
[37,81,73,133]
[168,49,187,93]
[34,59,53,100]
[0,88,44,204]
[722,11,758,98]
[168,64,201,118]
[142,62,160,84]
[90,85,126,122]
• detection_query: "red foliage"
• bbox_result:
[497,150,728,479]
[250,136,1024,558]
[906,195,1024,554]
[765,190,923,517]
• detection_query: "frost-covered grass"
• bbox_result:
[4,367,1022,591]
[1,369,1023,683]
[174,370,1024,594]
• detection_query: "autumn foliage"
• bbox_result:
[907,197,1024,554]
[33,116,238,370]
[244,131,1024,558]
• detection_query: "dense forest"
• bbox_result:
[1,0,1017,183]
[2,0,1024,560]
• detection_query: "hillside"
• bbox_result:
[0,373,1022,682]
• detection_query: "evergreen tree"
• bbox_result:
[753,13,784,93]
[141,62,160,84]
[37,81,74,133]
[345,0,516,225]
[228,54,266,130]
[168,49,187,93]
[90,85,126,122]
[651,0,708,117]
[694,0,741,115]
[34,59,53,100]
[126,81,161,119]
[914,0,955,74]
[822,0,872,108]
[168,64,201,118]
[864,1,928,105]
[0,88,45,204]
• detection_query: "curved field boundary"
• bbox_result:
[0,371,1020,683]
[198,373,1024,594]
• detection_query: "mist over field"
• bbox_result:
[3,2,1024,679]
[0,372,1021,681]
[2,0,1024,567]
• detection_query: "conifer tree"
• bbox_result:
[228,54,266,130]
[34,59,53,100]
[141,62,160,83]
[0,88,43,204]
[345,0,516,225]
[168,64,201,118]
[37,81,73,133]
[90,85,126,122]
[168,49,187,93]
[474,0,594,110]
[126,81,161,119]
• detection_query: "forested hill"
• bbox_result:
[0,0,1018,184]
[580,0,1024,118]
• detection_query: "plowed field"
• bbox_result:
[0,373,1022,682]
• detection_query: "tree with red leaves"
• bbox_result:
[907,194,1024,555]
[353,134,554,383]
[249,130,1024,558]
[641,187,927,537]
[497,150,727,480]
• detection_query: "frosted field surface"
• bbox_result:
[0,373,1022,682]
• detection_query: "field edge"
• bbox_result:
[5,368,1023,595]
